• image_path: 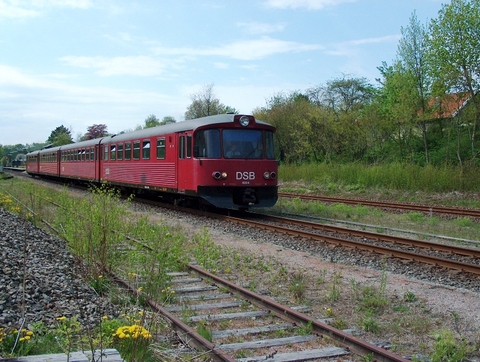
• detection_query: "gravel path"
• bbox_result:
[0,208,118,330]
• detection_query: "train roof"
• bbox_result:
[103,113,273,144]
[27,114,273,156]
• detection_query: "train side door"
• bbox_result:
[177,132,192,192]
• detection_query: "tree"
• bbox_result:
[376,61,419,161]
[428,0,480,162]
[398,11,432,164]
[160,116,176,125]
[46,125,73,146]
[184,83,238,120]
[144,114,160,128]
[83,124,108,140]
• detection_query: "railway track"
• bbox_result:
[222,212,480,277]
[110,263,410,362]
[279,192,480,218]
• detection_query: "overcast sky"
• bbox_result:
[0,0,445,146]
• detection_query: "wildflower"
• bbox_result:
[98,275,103,279]
[137,286,143,292]
[56,316,67,322]
[102,316,108,320]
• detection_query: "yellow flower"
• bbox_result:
[56,316,67,322]
[102,315,108,320]
[26,331,34,336]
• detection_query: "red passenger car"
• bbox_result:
[26,114,278,210]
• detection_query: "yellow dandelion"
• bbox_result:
[102,315,108,320]
[26,331,34,336]
[56,316,67,322]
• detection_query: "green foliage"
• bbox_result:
[278,162,480,192]
[46,125,73,146]
[430,329,472,362]
[289,271,307,300]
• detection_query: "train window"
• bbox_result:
[91,148,95,161]
[125,142,131,160]
[117,144,123,160]
[187,135,192,158]
[223,129,263,159]
[133,141,140,160]
[103,146,109,161]
[142,140,150,160]
[193,129,220,158]
[85,149,90,161]
[179,136,185,159]
[266,131,275,159]
[81,149,86,161]
[156,138,166,159]
[110,145,116,161]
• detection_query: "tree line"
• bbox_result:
[255,0,480,168]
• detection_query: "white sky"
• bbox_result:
[0,0,445,145]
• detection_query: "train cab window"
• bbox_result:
[156,138,166,159]
[179,136,185,159]
[110,145,116,161]
[266,131,275,159]
[186,135,192,158]
[223,129,264,159]
[142,140,150,160]
[117,144,123,160]
[133,141,140,160]
[125,142,131,160]
[103,146,109,161]
[193,129,220,158]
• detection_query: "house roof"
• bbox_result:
[427,92,472,119]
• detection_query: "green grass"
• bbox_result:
[279,162,480,194]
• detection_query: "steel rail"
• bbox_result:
[256,214,480,258]
[223,215,480,275]
[108,271,236,362]
[278,192,480,218]
[189,264,409,362]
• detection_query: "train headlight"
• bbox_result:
[213,171,228,180]
[263,171,277,180]
[239,115,250,127]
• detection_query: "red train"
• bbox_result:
[26,114,278,210]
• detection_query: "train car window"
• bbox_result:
[91,148,95,161]
[156,138,166,159]
[194,129,220,158]
[133,141,140,160]
[103,146,109,161]
[187,135,192,158]
[223,129,263,159]
[81,150,86,161]
[110,145,116,161]
[266,131,275,159]
[142,140,150,160]
[117,144,123,160]
[125,142,131,160]
[179,136,185,159]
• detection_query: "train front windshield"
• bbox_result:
[222,129,273,159]
[194,129,275,159]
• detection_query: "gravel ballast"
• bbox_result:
[0,207,117,330]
